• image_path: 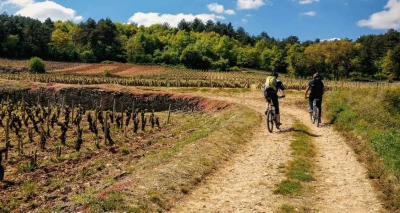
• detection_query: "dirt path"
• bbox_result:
[168,91,384,213]
[287,105,384,213]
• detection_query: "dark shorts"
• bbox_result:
[264,90,280,114]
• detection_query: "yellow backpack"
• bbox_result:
[264,76,277,91]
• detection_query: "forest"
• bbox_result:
[0,13,399,80]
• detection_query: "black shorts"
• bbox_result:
[264,90,280,114]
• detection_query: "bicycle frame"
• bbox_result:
[311,98,320,127]
[267,98,276,116]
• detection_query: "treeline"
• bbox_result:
[0,13,399,80]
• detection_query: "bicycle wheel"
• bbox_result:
[309,111,313,123]
[266,110,274,133]
[314,107,320,127]
[312,107,316,124]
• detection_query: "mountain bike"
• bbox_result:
[310,98,320,127]
[266,96,284,133]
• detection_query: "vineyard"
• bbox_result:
[1,59,399,90]
[0,83,236,212]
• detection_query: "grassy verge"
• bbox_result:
[275,121,316,213]
[324,87,400,212]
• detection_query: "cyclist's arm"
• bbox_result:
[281,88,286,97]
[305,86,310,98]
[277,81,286,97]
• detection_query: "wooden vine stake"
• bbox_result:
[112,99,116,123]
[56,147,62,158]
[104,111,108,145]
[167,103,171,124]
[5,119,9,160]
[131,100,135,121]
[21,94,25,121]
[61,94,65,112]
[71,101,75,125]
[18,136,22,155]
[121,103,124,127]
[0,147,7,181]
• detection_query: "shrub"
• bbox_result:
[28,57,45,73]
[229,66,241,71]
[103,69,111,77]
[101,60,121,64]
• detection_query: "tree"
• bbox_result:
[205,20,215,32]
[260,48,274,72]
[380,49,399,80]
[180,44,211,69]
[392,43,400,79]
[214,35,235,66]
[50,28,76,60]
[238,45,260,68]
[2,34,19,56]
[169,30,193,55]
[91,18,123,62]
[283,35,299,45]
[126,32,145,63]
[286,43,308,77]
[191,18,205,32]
[177,19,191,32]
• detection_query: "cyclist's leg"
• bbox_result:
[317,96,322,120]
[271,94,280,124]
[265,98,271,115]
[308,94,313,113]
[264,90,270,115]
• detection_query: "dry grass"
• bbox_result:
[324,88,400,212]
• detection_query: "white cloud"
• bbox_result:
[127,12,226,28]
[321,38,341,42]
[246,14,253,17]
[15,1,83,22]
[242,18,248,23]
[2,0,83,22]
[237,0,268,10]
[207,3,224,13]
[74,16,83,22]
[297,0,319,4]
[224,9,236,15]
[0,0,34,8]
[207,3,236,15]
[357,0,400,29]
[300,11,316,16]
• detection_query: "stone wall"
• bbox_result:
[0,66,29,74]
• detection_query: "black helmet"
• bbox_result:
[271,72,278,77]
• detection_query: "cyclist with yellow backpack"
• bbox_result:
[263,72,286,127]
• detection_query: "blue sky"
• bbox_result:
[1,0,399,41]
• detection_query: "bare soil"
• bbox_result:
[168,90,385,213]
[49,64,167,76]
